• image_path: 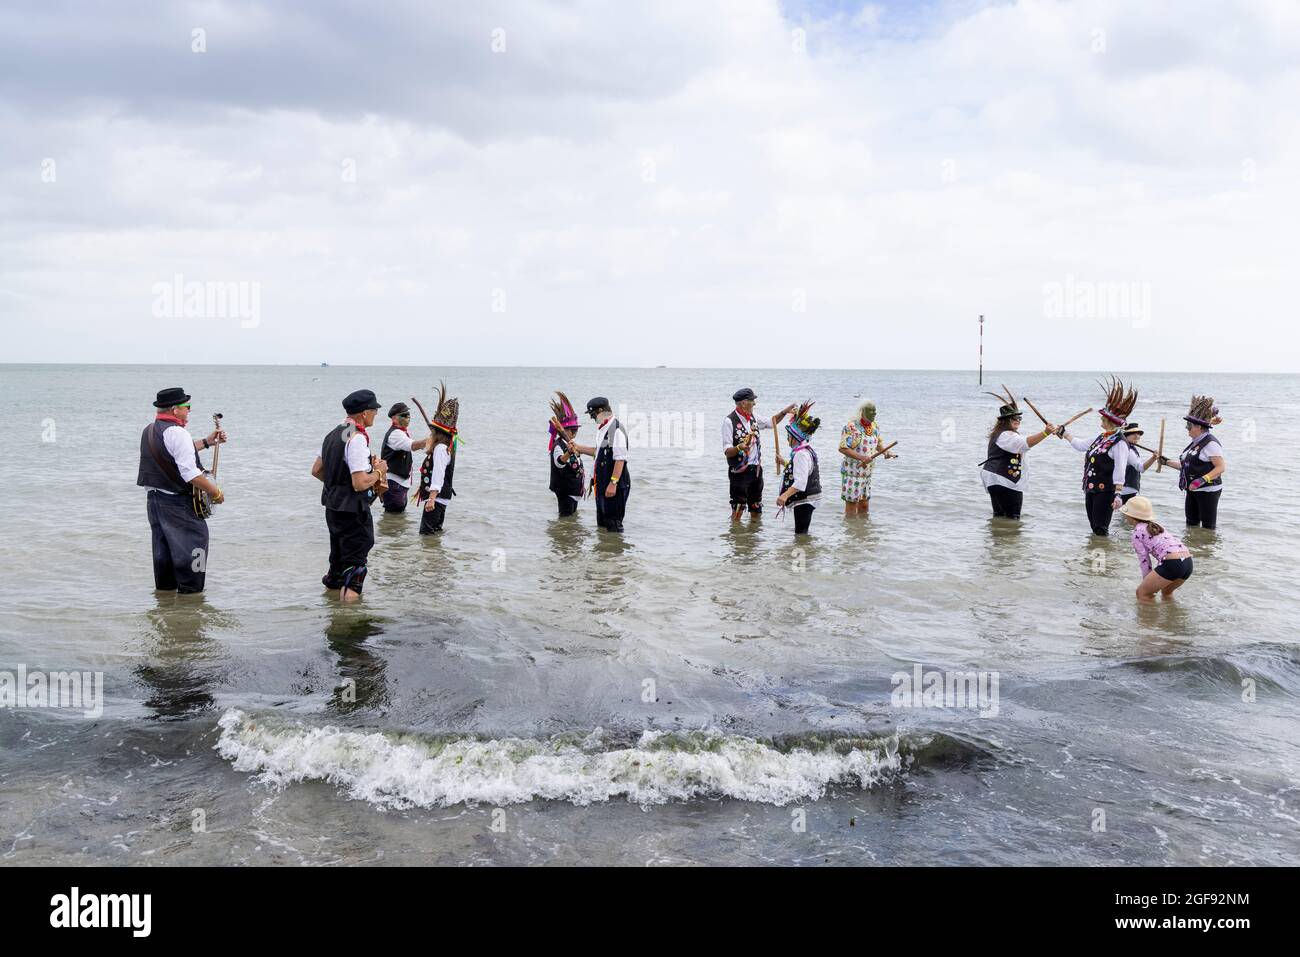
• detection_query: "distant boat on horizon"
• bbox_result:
[320,362,329,367]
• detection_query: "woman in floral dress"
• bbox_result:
[839,400,895,516]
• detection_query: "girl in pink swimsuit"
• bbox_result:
[1118,496,1193,601]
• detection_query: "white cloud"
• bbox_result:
[0,0,1297,370]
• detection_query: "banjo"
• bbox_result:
[193,412,223,518]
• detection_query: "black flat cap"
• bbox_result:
[343,389,381,414]
[586,396,610,413]
[387,401,410,418]
[154,386,191,408]
[732,387,757,402]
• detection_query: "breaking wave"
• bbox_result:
[215,709,910,808]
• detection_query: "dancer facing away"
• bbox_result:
[722,388,794,521]
[1118,496,1193,601]
[775,401,822,535]
[312,389,387,601]
[1179,395,1226,530]
[548,391,587,517]
[137,386,228,594]
[1061,377,1138,536]
[978,387,1055,520]
[587,396,630,533]
[379,402,432,514]
[839,399,896,518]
[416,383,460,535]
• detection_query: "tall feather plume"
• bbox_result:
[983,383,1018,412]
[550,390,576,423]
[433,380,448,418]
[1098,375,1137,420]
[1188,394,1219,424]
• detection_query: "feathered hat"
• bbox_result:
[984,383,1022,420]
[429,381,459,436]
[1185,395,1221,428]
[786,400,820,443]
[1098,376,1138,426]
[548,390,579,450]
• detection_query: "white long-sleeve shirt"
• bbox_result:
[790,446,821,507]
[1068,431,1126,494]
[383,428,415,488]
[596,418,628,461]
[428,444,452,505]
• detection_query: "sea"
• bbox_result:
[1,365,1297,865]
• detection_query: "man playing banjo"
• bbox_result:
[136,386,227,594]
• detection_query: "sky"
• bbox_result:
[1,0,1297,371]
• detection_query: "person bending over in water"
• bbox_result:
[1118,496,1193,602]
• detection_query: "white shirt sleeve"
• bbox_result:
[430,444,450,490]
[792,448,811,491]
[163,425,202,483]
[611,426,628,462]
[1112,443,1129,490]
[1201,440,1224,460]
[755,413,773,431]
[721,416,735,451]
[1067,433,1092,453]
[387,429,413,452]
[997,431,1031,455]
[551,445,565,467]
[344,433,371,474]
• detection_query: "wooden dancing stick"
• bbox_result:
[865,440,898,463]
[1022,398,1092,432]
[411,395,435,430]
[1156,418,1166,472]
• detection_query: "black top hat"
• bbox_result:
[343,389,381,414]
[387,402,410,418]
[586,396,610,414]
[732,387,757,403]
[154,387,191,409]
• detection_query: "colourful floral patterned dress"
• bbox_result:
[840,419,880,502]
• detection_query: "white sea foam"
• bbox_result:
[215,709,902,808]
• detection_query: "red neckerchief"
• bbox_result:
[347,417,370,442]
[860,418,875,433]
[735,406,753,422]
[394,425,409,435]
[155,412,186,426]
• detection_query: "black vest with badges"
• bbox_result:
[419,443,457,499]
[1179,432,1222,491]
[321,423,373,513]
[381,426,412,481]
[594,419,631,487]
[1082,431,1122,493]
[725,409,761,474]
[137,420,201,493]
[780,446,821,502]
[981,431,1023,485]
[549,443,585,497]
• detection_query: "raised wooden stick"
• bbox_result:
[1156,418,1166,472]
[1022,397,1093,431]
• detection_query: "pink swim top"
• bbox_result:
[1131,522,1188,577]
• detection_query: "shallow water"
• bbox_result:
[1,364,1297,865]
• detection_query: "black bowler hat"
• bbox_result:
[343,389,381,414]
[387,401,410,418]
[154,387,191,409]
[586,396,610,415]
[733,387,757,403]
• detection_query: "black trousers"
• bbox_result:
[555,492,579,517]
[1185,490,1221,529]
[324,508,374,591]
[381,483,409,513]
[419,501,447,535]
[728,466,764,512]
[595,481,629,531]
[147,490,210,593]
[987,485,1023,519]
[1084,492,1115,536]
[793,503,815,534]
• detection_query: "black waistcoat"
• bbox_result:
[594,419,631,487]
[1179,432,1222,491]
[321,423,373,513]
[981,431,1023,485]
[1082,432,1121,493]
[381,426,413,481]
[726,409,760,474]
[550,444,585,496]
[137,420,200,493]
[780,446,821,501]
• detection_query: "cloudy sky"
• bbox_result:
[1,0,1297,371]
